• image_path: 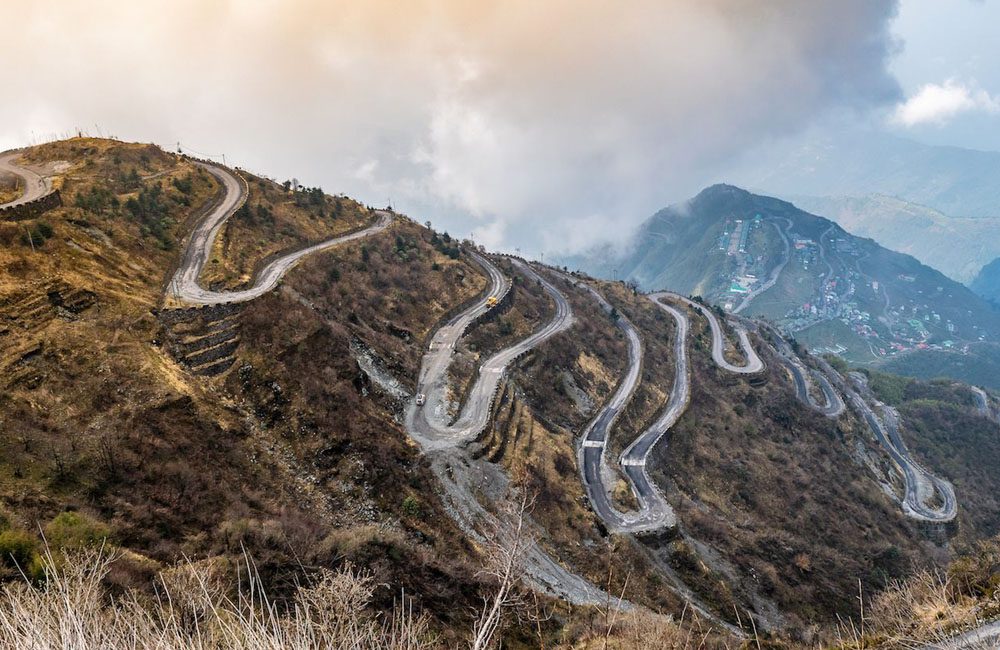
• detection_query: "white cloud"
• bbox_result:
[891,80,1000,127]
[0,0,902,255]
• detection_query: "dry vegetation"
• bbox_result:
[865,371,1000,541]
[0,541,742,650]
[657,325,939,639]
[285,218,487,379]
[449,258,558,416]
[0,140,496,644]
[6,138,1000,647]
[515,271,628,432]
[477,275,703,620]
[834,534,1000,649]
[198,170,373,290]
[0,172,18,205]
[603,281,679,461]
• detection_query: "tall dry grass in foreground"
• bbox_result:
[0,548,430,650]
[0,540,731,650]
[836,569,1000,649]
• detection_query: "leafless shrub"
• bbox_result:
[0,546,432,649]
[470,491,534,650]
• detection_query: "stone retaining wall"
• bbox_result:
[0,190,62,222]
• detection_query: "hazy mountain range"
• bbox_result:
[789,193,1000,285]
[569,184,1000,386]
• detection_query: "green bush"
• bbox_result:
[0,529,37,570]
[44,512,110,550]
[868,371,912,406]
[20,222,54,248]
[401,495,420,517]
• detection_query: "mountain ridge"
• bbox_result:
[2,138,999,647]
[571,183,1000,385]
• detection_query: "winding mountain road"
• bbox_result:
[159,153,958,624]
[970,386,996,423]
[163,163,619,607]
[574,285,769,533]
[765,327,845,417]
[404,258,629,607]
[571,277,651,532]
[815,360,957,522]
[0,150,53,208]
[167,161,392,305]
[861,374,958,522]
[668,293,763,373]
[406,255,574,450]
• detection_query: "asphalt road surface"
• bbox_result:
[971,386,996,422]
[166,171,616,608]
[766,331,951,520]
[667,293,763,374]
[926,620,1000,649]
[614,294,691,531]
[765,326,845,417]
[406,255,574,450]
[166,162,392,305]
[573,286,768,533]
[571,278,644,532]
[816,361,957,522]
[0,150,53,208]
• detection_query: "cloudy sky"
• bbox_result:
[1,0,996,254]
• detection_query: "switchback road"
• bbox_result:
[406,255,574,450]
[815,359,957,522]
[166,166,614,607]
[668,293,763,373]
[571,277,648,532]
[0,150,53,208]
[575,286,768,533]
[166,162,392,305]
[765,326,845,417]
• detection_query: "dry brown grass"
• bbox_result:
[0,548,431,649]
[198,171,373,290]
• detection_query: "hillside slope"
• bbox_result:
[971,256,1000,305]
[791,194,1000,285]
[586,185,1000,378]
[3,138,1000,647]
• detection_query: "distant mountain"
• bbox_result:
[574,184,1000,374]
[728,130,1000,219]
[971,257,1000,306]
[790,194,1000,284]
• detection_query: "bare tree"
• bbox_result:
[470,490,534,650]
